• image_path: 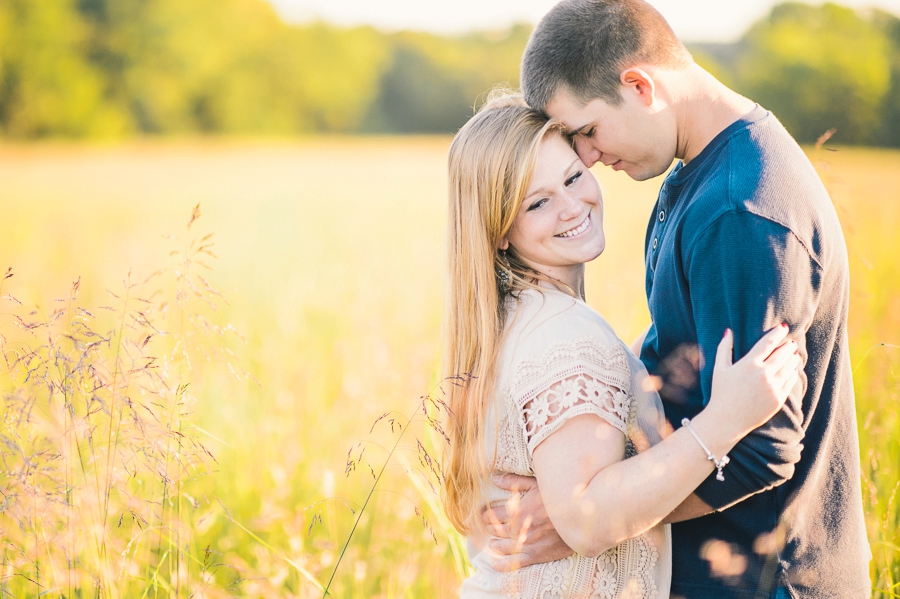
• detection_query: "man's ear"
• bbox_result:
[498,237,509,251]
[620,68,656,107]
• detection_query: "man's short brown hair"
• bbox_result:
[521,0,691,111]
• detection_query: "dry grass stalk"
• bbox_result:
[0,205,242,598]
[313,376,466,597]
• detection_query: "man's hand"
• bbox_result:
[481,473,574,572]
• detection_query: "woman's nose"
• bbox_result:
[559,193,583,219]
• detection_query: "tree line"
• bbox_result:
[0,0,898,146]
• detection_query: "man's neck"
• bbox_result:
[671,64,757,165]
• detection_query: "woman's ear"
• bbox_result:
[498,238,509,251]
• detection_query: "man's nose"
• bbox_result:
[574,138,600,168]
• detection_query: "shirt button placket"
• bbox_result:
[650,188,669,275]
[654,207,667,251]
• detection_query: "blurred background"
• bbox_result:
[2,0,900,142]
[0,1,898,598]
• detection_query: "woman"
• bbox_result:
[443,94,800,598]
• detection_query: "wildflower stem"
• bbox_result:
[322,402,423,597]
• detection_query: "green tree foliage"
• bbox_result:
[696,3,896,145]
[364,25,531,133]
[0,0,391,137]
[873,9,900,147]
[77,0,389,134]
[1,1,900,142]
[0,0,124,137]
[737,3,890,144]
[364,43,472,133]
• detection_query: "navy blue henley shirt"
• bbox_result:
[640,106,871,598]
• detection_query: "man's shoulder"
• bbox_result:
[728,112,826,200]
[679,113,842,265]
[690,113,825,209]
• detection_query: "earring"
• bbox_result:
[496,251,513,294]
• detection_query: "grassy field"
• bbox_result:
[0,139,897,597]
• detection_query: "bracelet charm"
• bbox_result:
[681,418,731,481]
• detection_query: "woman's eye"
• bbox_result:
[527,198,548,211]
[565,171,583,186]
[582,128,595,138]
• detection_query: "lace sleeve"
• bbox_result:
[512,339,633,456]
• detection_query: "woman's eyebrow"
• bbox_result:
[523,186,551,202]
[523,158,583,201]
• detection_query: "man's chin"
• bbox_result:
[622,167,651,182]
[626,163,672,182]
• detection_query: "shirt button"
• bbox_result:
[659,210,666,222]
[652,237,658,250]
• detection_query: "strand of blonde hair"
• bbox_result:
[442,93,570,532]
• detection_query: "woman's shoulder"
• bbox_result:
[501,288,631,390]
[505,288,621,352]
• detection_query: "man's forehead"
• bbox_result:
[546,92,607,132]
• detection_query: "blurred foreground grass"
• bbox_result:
[0,139,897,597]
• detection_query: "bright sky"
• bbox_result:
[267,0,900,42]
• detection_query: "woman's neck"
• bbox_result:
[534,266,586,300]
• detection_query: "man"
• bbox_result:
[484,1,871,597]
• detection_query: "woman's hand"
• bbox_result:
[705,325,801,441]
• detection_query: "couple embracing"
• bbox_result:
[441,1,871,598]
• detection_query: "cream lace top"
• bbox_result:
[461,288,672,599]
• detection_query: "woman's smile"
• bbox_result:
[555,213,593,238]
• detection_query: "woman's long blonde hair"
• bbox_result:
[443,93,569,533]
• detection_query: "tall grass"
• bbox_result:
[0,205,243,596]
[0,140,896,596]
[809,140,900,597]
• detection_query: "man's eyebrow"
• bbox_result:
[571,122,594,134]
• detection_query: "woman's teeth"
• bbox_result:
[556,215,591,238]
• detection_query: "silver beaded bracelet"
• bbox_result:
[681,418,731,481]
